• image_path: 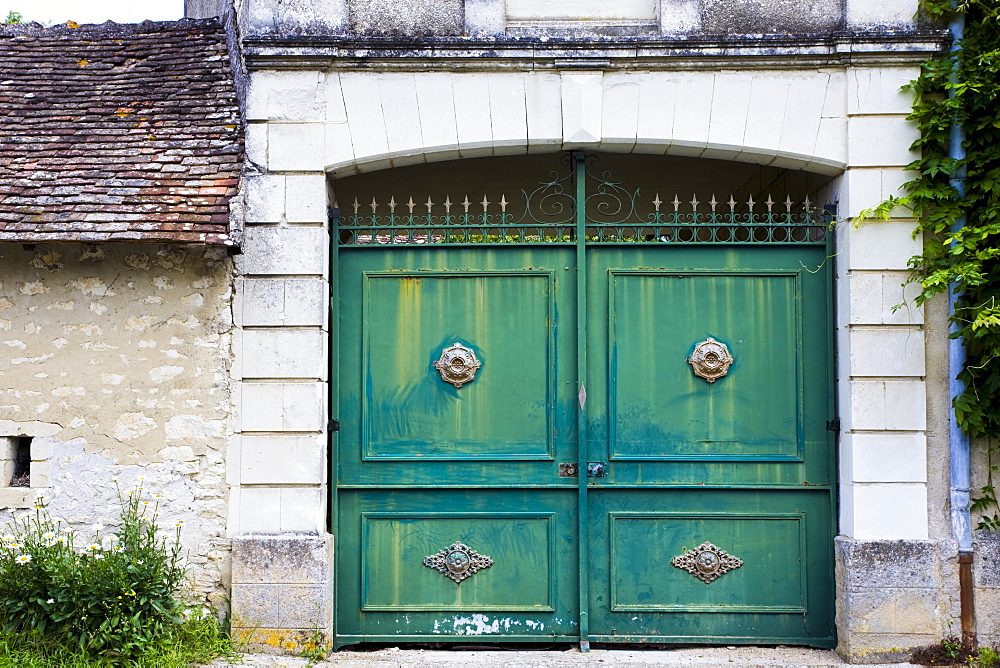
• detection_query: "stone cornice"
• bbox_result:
[242,30,949,71]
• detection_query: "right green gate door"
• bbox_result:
[583,245,834,644]
[333,154,836,648]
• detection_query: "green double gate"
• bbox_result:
[333,156,836,648]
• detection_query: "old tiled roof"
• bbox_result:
[0,19,243,245]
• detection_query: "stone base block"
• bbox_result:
[974,530,1000,645]
[234,628,329,656]
[835,537,959,663]
[231,534,334,655]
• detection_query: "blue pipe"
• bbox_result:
[945,6,976,643]
[947,11,971,555]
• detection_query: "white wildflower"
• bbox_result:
[15,554,31,564]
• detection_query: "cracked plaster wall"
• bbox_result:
[0,243,234,609]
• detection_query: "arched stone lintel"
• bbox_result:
[316,70,849,178]
[325,140,845,178]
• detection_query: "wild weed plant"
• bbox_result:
[0,480,200,659]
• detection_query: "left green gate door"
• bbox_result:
[335,247,583,643]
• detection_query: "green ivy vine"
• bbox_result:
[864,0,1000,528]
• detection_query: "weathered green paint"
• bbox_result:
[334,157,834,649]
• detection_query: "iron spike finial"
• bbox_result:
[352,197,360,213]
[803,195,812,209]
[370,196,378,213]
[747,195,755,210]
[500,194,508,212]
[785,195,793,211]
[462,195,471,212]
[672,195,681,210]
[388,196,397,212]
[653,193,662,211]
[406,196,416,213]
[709,194,718,211]
[425,196,434,212]
[727,195,737,210]
[444,195,452,212]
[690,194,700,209]
[765,194,774,211]
[481,195,490,211]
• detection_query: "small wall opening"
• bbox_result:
[11,437,31,487]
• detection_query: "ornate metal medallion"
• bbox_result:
[433,343,481,388]
[687,337,734,383]
[671,541,743,583]
[422,542,494,583]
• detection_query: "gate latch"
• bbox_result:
[587,462,607,478]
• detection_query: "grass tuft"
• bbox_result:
[0,607,237,667]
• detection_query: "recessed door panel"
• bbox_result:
[608,271,801,460]
[337,489,579,642]
[363,271,555,460]
[587,489,833,643]
[362,513,556,611]
[608,513,805,612]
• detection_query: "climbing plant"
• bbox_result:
[865,0,1000,528]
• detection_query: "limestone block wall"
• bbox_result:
[828,63,963,661]
[229,65,332,649]
[0,243,234,608]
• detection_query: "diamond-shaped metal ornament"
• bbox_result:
[671,541,743,584]
[422,542,494,583]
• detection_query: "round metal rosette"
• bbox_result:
[433,342,481,388]
[687,337,734,383]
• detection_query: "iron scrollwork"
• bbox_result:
[671,541,743,584]
[422,542,494,583]
[687,337,734,383]
[433,343,481,388]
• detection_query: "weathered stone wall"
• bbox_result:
[235,0,920,37]
[0,243,234,609]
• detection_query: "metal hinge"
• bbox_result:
[328,419,340,432]
[826,419,841,432]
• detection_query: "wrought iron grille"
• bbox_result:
[334,154,831,246]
